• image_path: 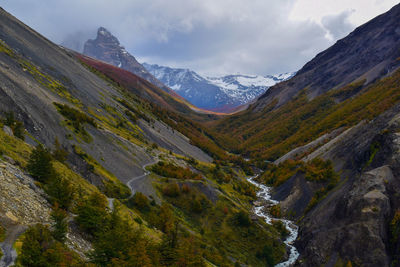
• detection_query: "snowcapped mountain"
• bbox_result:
[143,63,294,111]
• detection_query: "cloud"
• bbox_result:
[321,10,354,40]
[1,0,398,75]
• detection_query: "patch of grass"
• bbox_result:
[87,106,145,146]
[0,40,80,105]
[0,125,32,167]
[52,161,98,197]
[54,102,96,143]
[366,141,380,167]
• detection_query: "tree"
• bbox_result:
[51,205,68,243]
[27,144,55,183]
[46,177,74,210]
[176,237,205,267]
[3,111,25,140]
[76,192,109,236]
[52,138,68,163]
[91,206,153,266]
[235,210,251,227]
[13,121,25,140]
[129,192,150,211]
[19,224,54,267]
[19,224,80,267]
[158,203,175,234]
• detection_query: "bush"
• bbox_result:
[54,103,96,142]
[129,192,150,211]
[27,144,56,183]
[256,245,275,266]
[163,183,181,197]
[151,161,202,180]
[75,192,109,236]
[51,205,68,242]
[54,103,96,128]
[3,111,25,140]
[45,177,74,210]
[102,179,131,199]
[52,138,68,163]
[13,121,25,140]
[19,224,81,267]
[234,210,251,227]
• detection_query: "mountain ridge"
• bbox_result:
[143,62,294,111]
[255,3,400,110]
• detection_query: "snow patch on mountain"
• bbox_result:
[143,63,294,111]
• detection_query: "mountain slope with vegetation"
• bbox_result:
[0,6,288,267]
[210,3,400,266]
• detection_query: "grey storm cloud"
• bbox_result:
[0,0,370,75]
[322,10,355,40]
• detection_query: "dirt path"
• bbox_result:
[126,159,159,197]
[0,221,26,267]
[106,158,159,210]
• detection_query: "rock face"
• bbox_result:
[274,103,400,266]
[83,27,170,92]
[256,3,400,110]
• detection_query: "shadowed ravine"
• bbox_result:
[247,175,299,267]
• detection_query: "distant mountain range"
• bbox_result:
[143,63,294,110]
[81,27,293,111]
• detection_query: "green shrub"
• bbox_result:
[54,102,96,142]
[52,138,68,163]
[234,210,251,227]
[27,144,56,183]
[128,192,150,211]
[163,183,181,197]
[19,224,81,267]
[75,192,109,236]
[50,205,68,242]
[3,111,25,140]
[45,177,74,210]
[54,103,96,128]
[102,179,131,199]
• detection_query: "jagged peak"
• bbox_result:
[94,26,120,45]
[97,27,111,36]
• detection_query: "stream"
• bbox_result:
[247,176,299,267]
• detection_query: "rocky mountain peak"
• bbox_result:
[83,27,171,92]
[95,27,120,45]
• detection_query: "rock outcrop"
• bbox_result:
[275,103,400,266]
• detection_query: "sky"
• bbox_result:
[1,0,398,76]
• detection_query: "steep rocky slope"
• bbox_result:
[271,99,400,266]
